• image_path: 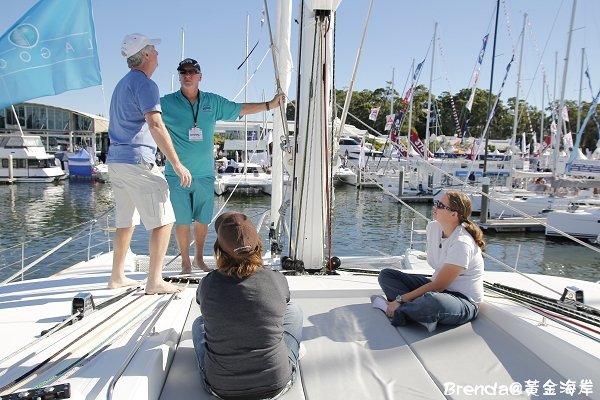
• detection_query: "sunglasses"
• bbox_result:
[179,69,200,75]
[434,200,453,211]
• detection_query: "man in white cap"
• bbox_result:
[106,33,192,294]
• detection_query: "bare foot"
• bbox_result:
[108,276,140,289]
[145,280,183,295]
[193,260,211,272]
[180,264,192,275]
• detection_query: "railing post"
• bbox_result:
[107,215,111,252]
[21,242,24,281]
[87,224,93,261]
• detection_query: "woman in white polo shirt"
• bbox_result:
[376,190,485,332]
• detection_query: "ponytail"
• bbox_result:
[462,219,486,251]
[445,190,486,251]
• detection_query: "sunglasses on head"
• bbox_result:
[434,200,453,211]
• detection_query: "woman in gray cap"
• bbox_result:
[192,212,303,400]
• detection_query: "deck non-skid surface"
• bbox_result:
[161,280,600,400]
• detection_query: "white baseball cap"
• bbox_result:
[121,33,161,58]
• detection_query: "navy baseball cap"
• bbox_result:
[177,58,201,72]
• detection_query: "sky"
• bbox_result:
[1,0,599,122]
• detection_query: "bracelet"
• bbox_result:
[265,101,270,111]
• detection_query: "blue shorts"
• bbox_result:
[166,175,214,225]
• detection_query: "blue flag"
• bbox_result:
[0,0,101,110]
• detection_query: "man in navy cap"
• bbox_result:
[161,57,283,274]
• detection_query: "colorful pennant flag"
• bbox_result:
[368,107,380,121]
[384,114,395,131]
[466,34,489,111]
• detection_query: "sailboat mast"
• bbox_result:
[390,67,395,115]
[553,0,578,179]
[424,23,437,157]
[292,0,339,268]
[540,73,545,148]
[244,13,249,175]
[336,0,374,139]
[264,0,292,244]
[407,59,415,137]
[483,0,500,175]
[511,13,527,164]
[180,27,185,61]
[171,28,185,93]
[577,48,585,132]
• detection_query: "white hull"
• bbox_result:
[333,167,357,185]
[214,172,272,196]
[546,207,600,240]
[0,135,67,182]
[93,163,110,183]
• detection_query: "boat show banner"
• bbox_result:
[0,0,102,110]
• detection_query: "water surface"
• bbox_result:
[0,181,598,283]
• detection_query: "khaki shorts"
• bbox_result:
[108,163,175,230]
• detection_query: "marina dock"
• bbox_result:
[477,217,546,233]
[394,195,434,203]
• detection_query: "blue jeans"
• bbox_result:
[378,268,479,327]
[192,301,303,398]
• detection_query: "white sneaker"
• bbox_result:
[370,295,388,312]
[418,321,438,333]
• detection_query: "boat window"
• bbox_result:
[23,137,44,147]
[28,159,51,168]
[1,136,44,148]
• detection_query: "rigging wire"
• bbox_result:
[0,292,147,395]
[322,13,333,271]
[288,0,305,258]
[34,291,169,390]
[107,291,181,400]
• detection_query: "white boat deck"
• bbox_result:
[0,253,599,399]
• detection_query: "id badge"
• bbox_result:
[189,126,203,141]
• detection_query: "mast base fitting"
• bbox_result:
[560,286,584,307]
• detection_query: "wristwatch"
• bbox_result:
[395,294,406,305]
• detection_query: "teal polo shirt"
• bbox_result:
[161,90,241,177]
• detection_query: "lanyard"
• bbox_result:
[184,90,200,127]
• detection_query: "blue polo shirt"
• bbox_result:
[161,90,241,177]
[107,69,161,164]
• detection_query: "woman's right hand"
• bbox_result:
[386,300,401,318]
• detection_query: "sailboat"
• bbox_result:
[213,14,274,197]
[1,1,600,400]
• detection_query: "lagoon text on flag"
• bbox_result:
[0,0,102,110]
